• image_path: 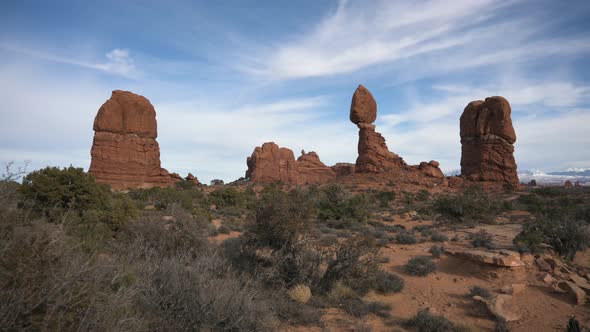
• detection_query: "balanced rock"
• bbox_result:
[245,142,299,184]
[297,150,336,184]
[460,96,518,185]
[350,84,377,124]
[89,90,180,190]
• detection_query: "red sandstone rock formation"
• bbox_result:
[185,173,200,185]
[564,180,573,188]
[350,85,407,173]
[89,90,180,190]
[245,142,299,184]
[331,163,356,177]
[350,84,377,124]
[418,160,444,179]
[297,150,336,184]
[460,96,518,185]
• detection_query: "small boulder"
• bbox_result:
[350,84,377,124]
[500,284,526,295]
[557,281,586,305]
[474,294,520,322]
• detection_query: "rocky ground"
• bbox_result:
[207,187,590,332]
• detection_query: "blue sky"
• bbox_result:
[1,0,590,182]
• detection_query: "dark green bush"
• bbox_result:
[513,215,590,260]
[468,285,493,299]
[434,186,509,224]
[416,189,431,201]
[317,184,371,224]
[431,232,449,242]
[395,232,417,244]
[404,256,436,276]
[209,186,253,209]
[429,245,445,258]
[20,166,110,217]
[373,271,404,294]
[469,230,494,249]
[375,190,396,208]
[406,309,470,332]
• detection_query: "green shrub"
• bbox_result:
[209,186,253,208]
[468,285,493,299]
[513,215,590,260]
[416,189,431,201]
[406,309,470,332]
[434,186,509,224]
[20,166,110,217]
[217,224,231,234]
[375,190,396,208]
[430,232,449,242]
[317,184,371,224]
[469,230,494,249]
[429,245,445,258]
[373,271,404,294]
[404,256,436,276]
[395,232,417,244]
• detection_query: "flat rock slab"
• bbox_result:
[445,248,525,267]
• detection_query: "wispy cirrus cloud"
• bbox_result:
[0,43,138,78]
[241,0,590,80]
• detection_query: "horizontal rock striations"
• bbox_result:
[460,96,518,185]
[89,90,181,190]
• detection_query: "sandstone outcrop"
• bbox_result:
[460,96,518,185]
[297,150,336,184]
[418,160,444,178]
[564,180,573,188]
[185,173,200,185]
[89,90,180,190]
[445,248,525,267]
[245,142,299,184]
[331,163,356,177]
[350,85,407,173]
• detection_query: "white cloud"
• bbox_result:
[0,43,138,78]
[243,0,590,80]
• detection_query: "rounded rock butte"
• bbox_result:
[89,90,182,190]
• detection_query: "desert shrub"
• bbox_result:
[413,224,434,236]
[373,271,405,294]
[434,185,509,224]
[317,184,371,224]
[129,185,208,213]
[429,245,445,258]
[210,179,224,185]
[468,285,493,299]
[209,186,253,208]
[495,318,510,332]
[245,189,315,250]
[396,232,417,244]
[405,256,436,276]
[416,189,431,201]
[19,166,110,217]
[318,234,339,247]
[513,215,590,260]
[287,284,312,304]
[217,224,231,234]
[375,190,396,208]
[406,309,470,332]
[343,300,392,318]
[272,294,322,326]
[431,232,449,242]
[469,230,494,249]
[319,236,380,293]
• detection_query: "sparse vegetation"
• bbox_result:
[429,245,445,258]
[468,285,493,299]
[434,185,510,224]
[469,230,494,249]
[406,309,470,332]
[396,231,418,244]
[404,256,436,276]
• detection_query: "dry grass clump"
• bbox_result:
[288,284,312,304]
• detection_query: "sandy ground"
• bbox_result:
[209,212,590,331]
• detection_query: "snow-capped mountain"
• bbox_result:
[518,169,589,185]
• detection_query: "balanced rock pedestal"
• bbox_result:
[350,85,407,173]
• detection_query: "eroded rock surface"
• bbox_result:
[460,96,518,185]
[89,90,180,190]
[297,150,336,184]
[246,142,299,184]
[418,160,444,179]
[350,84,377,124]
